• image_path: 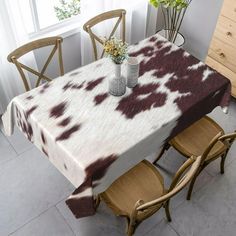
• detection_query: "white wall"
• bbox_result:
[152,0,224,61]
[179,0,224,61]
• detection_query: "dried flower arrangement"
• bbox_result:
[103,37,128,64]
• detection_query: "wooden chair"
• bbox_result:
[83,9,126,61]
[95,155,202,236]
[153,116,236,200]
[7,36,64,91]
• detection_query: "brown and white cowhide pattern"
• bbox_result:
[2,33,231,218]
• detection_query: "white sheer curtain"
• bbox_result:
[80,0,156,65]
[0,0,37,114]
[0,0,157,113]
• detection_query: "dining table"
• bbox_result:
[1,33,231,219]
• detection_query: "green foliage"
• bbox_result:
[103,37,128,64]
[54,0,80,21]
[149,0,192,43]
[150,0,189,10]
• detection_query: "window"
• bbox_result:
[20,0,80,36]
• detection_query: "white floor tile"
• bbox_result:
[0,131,17,165]
[56,200,125,236]
[145,220,179,236]
[170,159,236,236]
[0,100,235,236]
[0,147,74,236]
[204,143,236,176]
[5,127,33,155]
[209,102,236,133]
[10,207,75,236]
[169,200,225,236]
[193,159,236,219]
[155,147,213,209]
[57,199,171,236]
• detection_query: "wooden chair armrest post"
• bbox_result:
[219,131,236,145]
[11,56,30,91]
[168,156,196,191]
[137,156,202,212]
[130,200,144,222]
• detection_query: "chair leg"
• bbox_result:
[220,154,226,174]
[164,200,171,222]
[153,143,170,164]
[127,225,135,236]
[220,150,229,174]
[126,219,136,236]
[94,195,101,210]
[187,167,203,200]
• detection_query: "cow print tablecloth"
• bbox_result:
[2,34,231,218]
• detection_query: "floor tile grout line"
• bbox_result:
[168,223,182,236]
[166,187,228,236]
[0,146,35,168]
[142,218,166,235]
[2,102,236,235]
[55,206,77,236]
[55,198,169,236]
[15,146,34,157]
[0,129,20,155]
[166,170,214,218]
[0,155,20,169]
[7,194,73,235]
[0,158,18,168]
[0,126,3,135]
[55,198,171,236]
[204,155,236,177]
[15,145,35,157]
[8,206,55,236]
[7,139,33,157]
[0,127,34,156]
[3,154,227,236]
[0,131,18,157]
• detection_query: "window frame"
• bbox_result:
[28,0,81,38]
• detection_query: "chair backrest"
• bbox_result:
[137,155,202,212]
[137,130,236,213]
[198,130,236,164]
[83,9,126,61]
[219,130,236,148]
[7,36,64,91]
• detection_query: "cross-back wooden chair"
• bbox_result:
[7,36,64,91]
[95,155,202,236]
[83,9,126,61]
[153,116,236,200]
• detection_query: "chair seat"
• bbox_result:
[170,116,228,161]
[101,160,165,219]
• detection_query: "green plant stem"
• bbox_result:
[169,7,173,41]
[174,9,180,40]
[173,0,193,42]
[172,9,181,43]
[170,7,177,42]
[172,8,181,42]
[152,0,193,43]
[166,8,170,39]
[161,4,167,38]
[173,7,187,42]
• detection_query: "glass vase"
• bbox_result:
[108,62,126,96]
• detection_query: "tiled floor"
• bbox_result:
[0,100,236,236]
